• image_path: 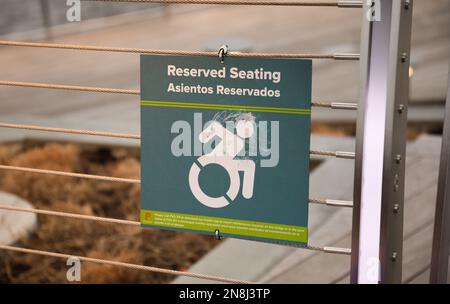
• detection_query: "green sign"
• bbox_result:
[140,54,311,246]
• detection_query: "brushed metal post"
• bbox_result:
[351,0,413,284]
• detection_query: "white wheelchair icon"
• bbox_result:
[188,120,256,208]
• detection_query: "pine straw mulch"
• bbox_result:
[0,142,219,283]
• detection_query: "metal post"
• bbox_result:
[430,71,450,284]
[351,0,413,284]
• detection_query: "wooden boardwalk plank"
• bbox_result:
[265,136,441,283]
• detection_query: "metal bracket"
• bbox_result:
[214,229,223,240]
[337,1,364,8]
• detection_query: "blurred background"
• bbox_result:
[0,0,448,283]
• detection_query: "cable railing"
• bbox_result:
[80,0,363,8]
[0,0,360,284]
[0,164,354,207]
[0,244,253,284]
[0,122,141,139]
[0,80,358,110]
[0,40,360,60]
[0,122,355,159]
[0,203,351,255]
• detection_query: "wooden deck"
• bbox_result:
[0,1,448,126]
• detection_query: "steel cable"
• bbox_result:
[0,40,360,60]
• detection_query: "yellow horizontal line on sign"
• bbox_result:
[140,100,311,115]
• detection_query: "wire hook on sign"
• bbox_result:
[218,45,228,64]
[215,229,223,240]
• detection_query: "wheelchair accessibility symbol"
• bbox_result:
[188,120,256,208]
